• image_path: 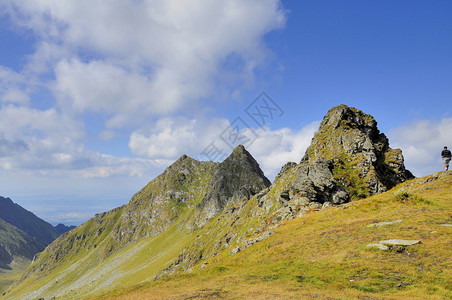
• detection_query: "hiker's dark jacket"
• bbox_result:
[442,149,452,158]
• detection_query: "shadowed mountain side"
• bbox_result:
[54,224,77,235]
[0,196,66,274]
[0,197,59,246]
[197,145,271,222]
[0,219,43,269]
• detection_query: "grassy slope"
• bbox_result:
[99,171,452,300]
[0,257,30,294]
[0,218,43,294]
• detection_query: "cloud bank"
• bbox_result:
[389,118,452,176]
[0,0,287,177]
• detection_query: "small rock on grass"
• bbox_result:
[379,239,421,246]
[366,243,389,251]
[366,220,402,228]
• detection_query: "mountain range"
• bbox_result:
[0,196,75,292]
[3,105,451,299]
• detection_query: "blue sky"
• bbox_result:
[0,0,451,225]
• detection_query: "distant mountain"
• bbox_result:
[0,197,59,246]
[54,224,76,235]
[0,218,43,269]
[0,196,76,272]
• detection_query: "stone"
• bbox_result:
[379,239,421,252]
[367,243,389,251]
[228,231,274,256]
[290,157,350,205]
[379,239,421,246]
[308,202,323,210]
[200,262,208,269]
[366,220,402,228]
[367,239,421,252]
[332,190,349,204]
[269,105,414,224]
[321,202,331,210]
[301,105,414,198]
[198,145,271,220]
[280,191,290,200]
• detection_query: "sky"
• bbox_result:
[0,0,451,225]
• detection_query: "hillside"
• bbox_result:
[0,197,59,246]
[4,105,422,299]
[0,197,74,293]
[0,217,43,293]
[4,146,272,299]
[99,171,452,299]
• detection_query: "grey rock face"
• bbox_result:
[275,162,297,181]
[198,145,271,219]
[290,157,349,205]
[264,105,414,224]
[302,104,414,197]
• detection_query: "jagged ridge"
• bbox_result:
[6,145,271,299]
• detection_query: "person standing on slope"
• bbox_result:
[441,146,451,171]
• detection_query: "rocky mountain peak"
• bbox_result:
[302,104,413,198]
[198,145,271,220]
[268,105,414,222]
[319,104,378,133]
[223,145,271,186]
[303,105,381,162]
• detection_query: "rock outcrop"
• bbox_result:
[261,104,414,222]
[303,104,414,197]
[198,145,271,220]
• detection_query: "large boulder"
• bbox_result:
[268,104,414,222]
[302,104,414,199]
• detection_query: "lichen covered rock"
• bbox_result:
[265,104,414,223]
[302,104,414,199]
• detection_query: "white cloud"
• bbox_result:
[0,0,287,171]
[0,67,30,105]
[129,117,230,159]
[129,116,320,180]
[0,105,169,179]
[0,105,83,170]
[249,122,320,179]
[77,155,172,179]
[1,87,29,104]
[3,0,286,128]
[389,118,452,176]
